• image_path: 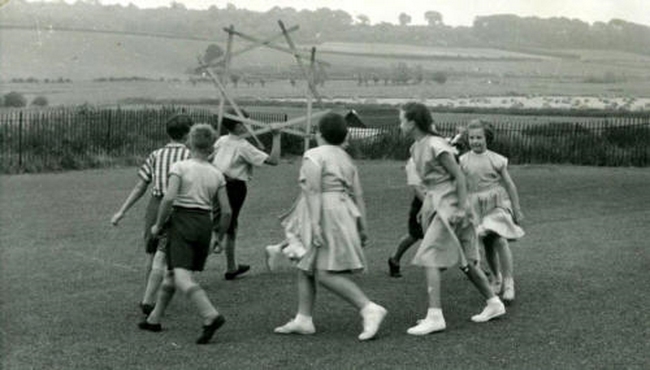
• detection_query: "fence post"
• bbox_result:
[18,111,23,170]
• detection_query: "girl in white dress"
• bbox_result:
[274,112,387,341]
[460,119,524,302]
[400,102,506,336]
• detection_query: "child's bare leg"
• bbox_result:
[392,234,418,263]
[483,234,502,293]
[144,271,175,325]
[141,250,166,307]
[464,262,506,323]
[297,270,316,317]
[494,237,515,301]
[406,267,445,335]
[173,268,219,325]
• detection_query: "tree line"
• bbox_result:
[3,0,650,55]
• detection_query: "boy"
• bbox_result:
[111,114,192,314]
[211,109,281,280]
[139,123,232,344]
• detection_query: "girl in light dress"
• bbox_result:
[273,112,387,341]
[399,102,505,336]
[460,119,524,302]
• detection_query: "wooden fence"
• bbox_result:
[1,106,649,173]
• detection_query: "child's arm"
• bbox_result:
[439,152,470,213]
[263,130,281,166]
[500,167,524,224]
[111,179,149,226]
[301,158,323,247]
[213,186,232,245]
[351,170,369,247]
[411,184,426,201]
[151,175,179,237]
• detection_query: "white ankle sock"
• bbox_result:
[426,308,443,320]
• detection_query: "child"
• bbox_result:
[460,119,524,302]
[138,124,232,345]
[274,112,387,341]
[211,109,281,280]
[111,114,192,315]
[399,102,505,336]
[387,157,425,277]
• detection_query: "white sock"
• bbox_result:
[295,313,313,325]
[426,308,443,320]
[487,296,502,305]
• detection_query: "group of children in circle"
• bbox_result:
[111,102,524,344]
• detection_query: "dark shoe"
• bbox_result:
[388,257,401,278]
[140,303,155,316]
[138,321,162,332]
[224,264,250,280]
[196,315,226,344]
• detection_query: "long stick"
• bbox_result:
[216,25,234,136]
[199,58,265,149]
[304,47,316,152]
[241,110,331,138]
[279,20,322,104]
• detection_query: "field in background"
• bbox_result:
[1,163,649,369]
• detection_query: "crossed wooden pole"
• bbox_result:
[199,20,329,152]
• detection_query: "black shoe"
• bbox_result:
[388,257,402,278]
[224,264,250,280]
[196,315,226,344]
[138,321,162,332]
[140,303,155,316]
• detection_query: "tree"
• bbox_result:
[31,96,49,107]
[203,44,224,65]
[424,10,443,26]
[356,14,370,26]
[4,92,27,107]
[399,13,411,26]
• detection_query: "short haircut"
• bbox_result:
[166,114,193,140]
[318,112,348,145]
[467,119,495,145]
[401,102,439,136]
[221,108,250,133]
[188,124,217,155]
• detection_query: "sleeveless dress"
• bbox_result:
[282,145,367,273]
[410,136,479,269]
[460,150,524,240]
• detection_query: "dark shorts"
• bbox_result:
[408,196,424,240]
[167,207,212,271]
[143,196,168,254]
[213,178,247,236]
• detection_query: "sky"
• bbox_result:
[27,0,650,27]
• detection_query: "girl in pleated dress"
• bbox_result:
[400,102,506,336]
[274,112,387,341]
[460,119,524,302]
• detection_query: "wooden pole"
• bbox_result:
[278,20,323,104]
[304,47,316,152]
[216,25,234,136]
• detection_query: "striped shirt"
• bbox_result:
[138,142,191,197]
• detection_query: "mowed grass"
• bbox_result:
[1,162,649,369]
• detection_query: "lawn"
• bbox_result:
[1,162,649,369]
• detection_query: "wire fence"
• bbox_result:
[1,105,649,173]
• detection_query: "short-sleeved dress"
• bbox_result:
[460,150,524,240]
[410,135,478,269]
[284,145,366,274]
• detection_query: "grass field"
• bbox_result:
[1,162,649,369]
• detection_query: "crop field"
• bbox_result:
[1,162,649,369]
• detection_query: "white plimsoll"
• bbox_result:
[502,279,515,301]
[264,243,284,272]
[407,316,446,335]
[358,303,387,341]
[471,298,506,323]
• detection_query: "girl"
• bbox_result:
[274,112,387,341]
[138,124,232,345]
[399,102,505,336]
[460,119,524,302]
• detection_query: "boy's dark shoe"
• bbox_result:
[388,257,402,278]
[224,264,250,280]
[138,321,162,332]
[140,303,155,316]
[196,315,226,344]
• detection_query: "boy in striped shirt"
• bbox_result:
[111,114,192,314]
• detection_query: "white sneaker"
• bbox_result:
[358,304,387,341]
[471,299,506,323]
[407,316,446,335]
[274,319,315,335]
[502,280,515,302]
[265,244,284,272]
